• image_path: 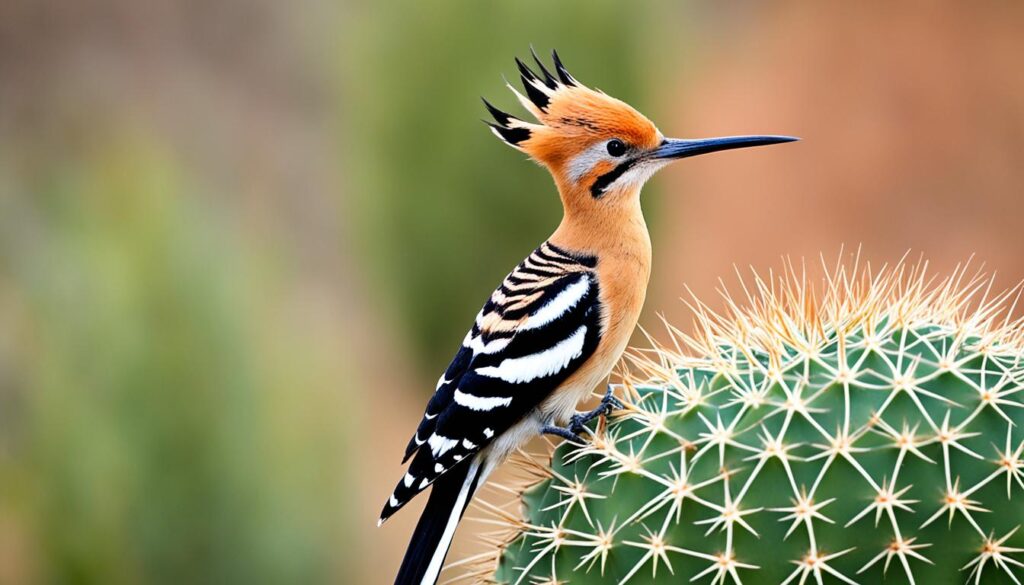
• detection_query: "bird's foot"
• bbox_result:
[569,384,624,432]
[541,385,623,445]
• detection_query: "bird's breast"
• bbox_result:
[539,246,651,424]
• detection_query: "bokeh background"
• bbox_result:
[2,1,1023,583]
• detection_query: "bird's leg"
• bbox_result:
[541,385,623,443]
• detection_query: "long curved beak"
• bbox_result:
[652,135,799,160]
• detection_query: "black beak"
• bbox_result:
[651,135,799,160]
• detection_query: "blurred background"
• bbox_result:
[1,1,1023,583]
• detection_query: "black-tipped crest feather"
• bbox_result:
[530,46,559,90]
[487,122,531,146]
[515,57,551,111]
[551,49,577,86]
[482,49,581,146]
[481,97,514,127]
[514,57,538,82]
[520,76,550,111]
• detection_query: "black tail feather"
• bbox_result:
[394,456,484,585]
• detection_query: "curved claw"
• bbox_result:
[602,393,624,412]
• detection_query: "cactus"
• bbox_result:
[471,260,1024,585]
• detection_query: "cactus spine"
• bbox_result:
[468,260,1024,585]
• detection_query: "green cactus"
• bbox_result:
[475,262,1024,584]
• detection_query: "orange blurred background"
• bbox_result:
[1,1,1023,583]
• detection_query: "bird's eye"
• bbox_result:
[606,139,627,157]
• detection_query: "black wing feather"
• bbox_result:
[381,242,602,523]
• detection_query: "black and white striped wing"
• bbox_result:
[381,243,602,522]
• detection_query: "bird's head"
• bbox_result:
[485,50,797,214]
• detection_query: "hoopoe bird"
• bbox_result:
[379,49,796,585]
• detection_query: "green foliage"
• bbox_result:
[494,271,1024,584]
[0,131,348,584]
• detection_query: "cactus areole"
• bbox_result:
[468,260,1024,585]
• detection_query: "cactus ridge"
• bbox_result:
[469,258,1024,585]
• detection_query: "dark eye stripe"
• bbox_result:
[590,159,638,198]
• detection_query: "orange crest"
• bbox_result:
[484,50,661,169]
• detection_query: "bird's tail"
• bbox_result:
[394,455,488,585]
